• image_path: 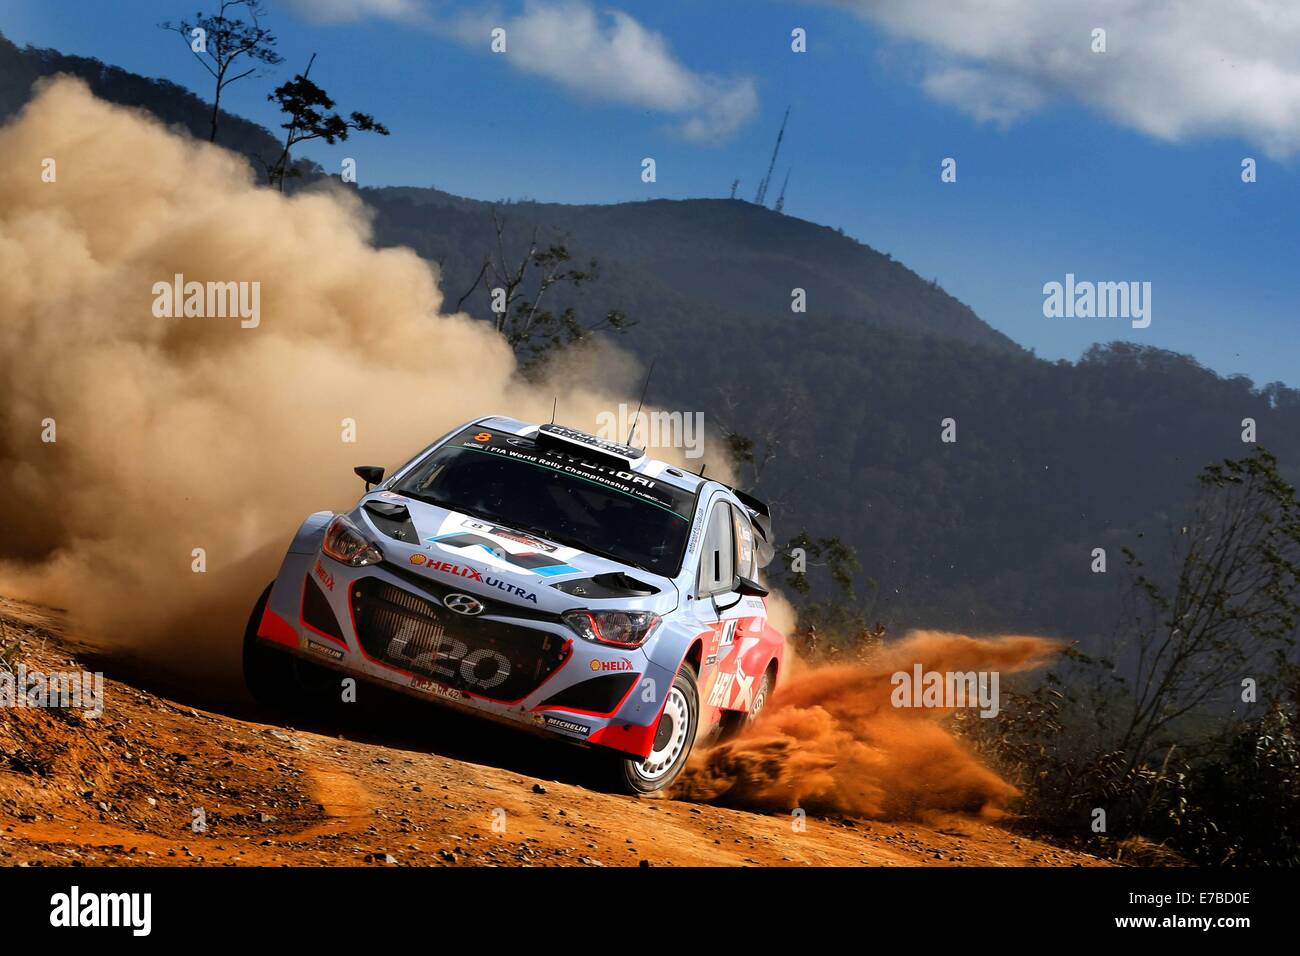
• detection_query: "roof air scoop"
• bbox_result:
[535,423,645,469]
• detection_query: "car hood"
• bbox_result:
[350,492,681,615]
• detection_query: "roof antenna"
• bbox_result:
[697,462,707,478]
[550,397,557,425]
[625,358,656,447]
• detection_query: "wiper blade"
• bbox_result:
[473,512,562,547]
[395,490,457,510]
[405,499,559,547]
[566,542,657,575]
[469,513,645,569]
[480,517,659,574]
[398,498,660,575]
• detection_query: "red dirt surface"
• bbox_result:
[0,597,1106,868]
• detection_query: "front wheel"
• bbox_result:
[609,666,699,795]
[242,582,341,714]
[243,583,293,706]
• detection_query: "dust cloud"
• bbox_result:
[676,631,1062,819]
[0,78,714,691]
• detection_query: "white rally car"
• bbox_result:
[244,416,785,793]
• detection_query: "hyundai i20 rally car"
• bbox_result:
[244,416,785,793]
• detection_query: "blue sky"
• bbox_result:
[4,0,1297,387]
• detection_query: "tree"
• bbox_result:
[715,385,808,498]
[1263,381,1300,410]
[780,530,860,599]
[1163,703,1300,865]
[775,530,881,658]
[265,54,390,191]
[161,1,283,144]
[1115,446,1300,770]
[457,210,632,368]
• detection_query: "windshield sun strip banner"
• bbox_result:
[454,437,691,520]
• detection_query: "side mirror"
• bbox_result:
[712,576,768,614]
[354,465,385,491]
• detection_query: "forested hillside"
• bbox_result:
[5,29,1297,649]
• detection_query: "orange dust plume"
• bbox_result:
[0,78,722,693]
[674,631,1063,819]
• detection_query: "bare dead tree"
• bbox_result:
[459,210,631,367]
[161,1,283,143]
[714,384,808,497]
[1115,447,1300,770]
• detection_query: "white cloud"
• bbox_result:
[447,1,758,142]
[282,0,424,24]
[825,0,1300,157]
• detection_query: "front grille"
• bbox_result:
[351,578,569,701]
[380,560,559,623]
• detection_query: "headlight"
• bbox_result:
[563,609,661,648]
[321,514,384,567]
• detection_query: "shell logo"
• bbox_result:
[409,553,427,566]
[589,659,601,672]
[474,432,492,442]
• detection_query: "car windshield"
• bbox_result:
[393,430,696,577]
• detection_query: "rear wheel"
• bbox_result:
[717,668,773,742]
[609,665,699,795]
[749,670,772,722]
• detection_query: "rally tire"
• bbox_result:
[243,583,293,706]
[717,668,772,742]
[748,670,772,727]
[608,665,699,795]
[242,582,341,713]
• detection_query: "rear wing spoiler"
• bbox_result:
[730,487,774,569]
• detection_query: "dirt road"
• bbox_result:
[0,597,1105,867]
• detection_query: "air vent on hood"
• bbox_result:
[363,499,417,543]
[551,572,658,599]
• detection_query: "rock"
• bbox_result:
[531,783,547,794]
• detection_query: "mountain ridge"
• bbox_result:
[3,28,1297,648]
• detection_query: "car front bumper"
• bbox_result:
[255,548,677,758]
